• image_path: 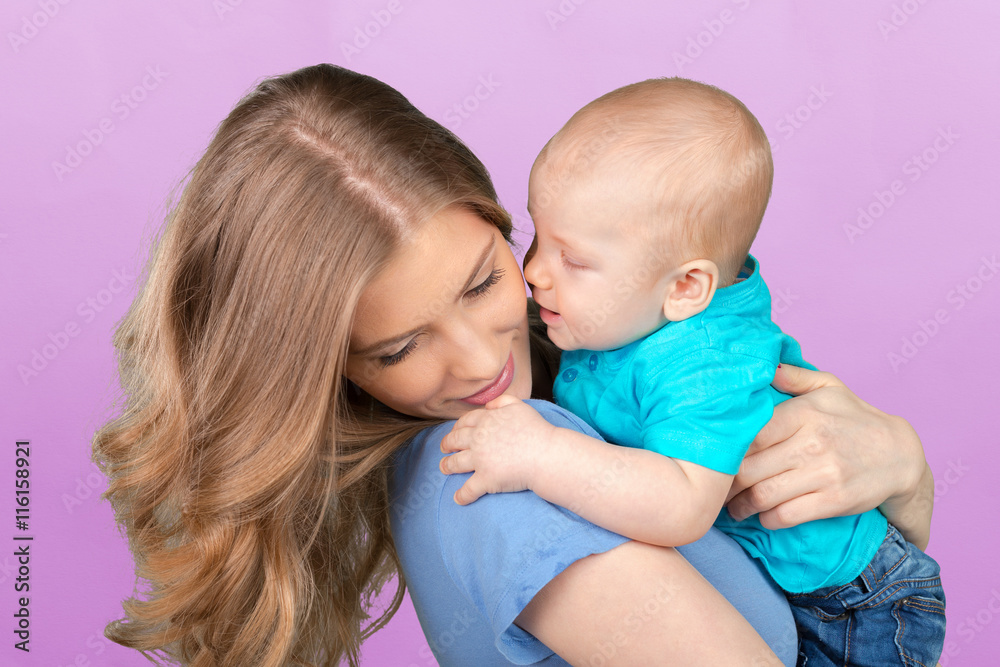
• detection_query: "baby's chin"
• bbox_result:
[546,324,591,352]
[542,312,626,352]
[555,327,636,353]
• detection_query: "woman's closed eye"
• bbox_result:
[378,268,506,368]
[379,338,419,368]
[466,267,505,300]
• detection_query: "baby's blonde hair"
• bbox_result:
[537,77,773,285]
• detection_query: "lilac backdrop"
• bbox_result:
[2,1,998,665]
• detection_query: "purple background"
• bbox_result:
[2,1,998,665]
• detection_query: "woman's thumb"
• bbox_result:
[771,364,844,396]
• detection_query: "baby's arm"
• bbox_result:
[441,396,733,547]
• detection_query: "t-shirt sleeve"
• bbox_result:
[436,401,629,664]
[638,349,777,475]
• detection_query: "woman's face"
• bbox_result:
[345,206,532,420]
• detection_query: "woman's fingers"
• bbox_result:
[770,364,844,397]
[745,365,840,458]
[727,467,821,522]
[439,450,475,475]
[731,365,930,534]
[745,396,807,458]
[755,492,827,531]
[731,417,813,503]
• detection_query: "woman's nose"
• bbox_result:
[446,315,505,382]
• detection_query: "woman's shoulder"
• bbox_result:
[390,399,603,517]
[392,398,620,553]
[524,399,604,435]
[399,400,601,461]
[388,399,629,665]
[389,398,623,564]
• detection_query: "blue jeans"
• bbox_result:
[786,523,946,666]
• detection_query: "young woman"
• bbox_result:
[93,64,934,666]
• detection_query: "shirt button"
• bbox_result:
[562,368,578,382]
[589,354,599,371]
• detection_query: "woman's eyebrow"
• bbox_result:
[455,235,496,299]
[350,235,496,357]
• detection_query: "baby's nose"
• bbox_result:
[523,253,547,290]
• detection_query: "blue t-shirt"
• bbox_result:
[554,255,888,593]
[389,399,798,666]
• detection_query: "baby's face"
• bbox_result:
[524,169,676,352]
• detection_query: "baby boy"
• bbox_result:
[441,77,945,665]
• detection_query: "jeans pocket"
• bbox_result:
[892,593,946,666]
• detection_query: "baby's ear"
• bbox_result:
[662,260,719,321]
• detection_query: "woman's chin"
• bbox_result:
[507,375,533,401]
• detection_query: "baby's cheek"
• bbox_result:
[567,300,597,341]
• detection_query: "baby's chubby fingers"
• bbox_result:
[453,475,487,505]
[440,428,466,454]
[439,450,475,475]
[485,394,521,409]
[441,418,481,453]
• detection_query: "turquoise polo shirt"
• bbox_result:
[553,255,888,593]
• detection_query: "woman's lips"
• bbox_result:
[461,352,515,405]
[538,305,563,326]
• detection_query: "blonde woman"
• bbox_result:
[93,64,934,666]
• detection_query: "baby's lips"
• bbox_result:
[537,304,563,326]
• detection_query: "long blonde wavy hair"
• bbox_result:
[92,64,516,666]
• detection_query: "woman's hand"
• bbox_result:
[725,364,934,550]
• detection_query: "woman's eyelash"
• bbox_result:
[466,267,505,299]
[378,268,505,368]
[379,339,418,368]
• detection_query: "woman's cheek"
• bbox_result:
[391,358,438,407]
[501,266,528,325]
[506,290,527,328]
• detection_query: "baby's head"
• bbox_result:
[524,77,773,351]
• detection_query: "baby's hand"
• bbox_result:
[440,395,557,505]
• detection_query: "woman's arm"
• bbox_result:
[516,539,785,666]
[725,364,933,549]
